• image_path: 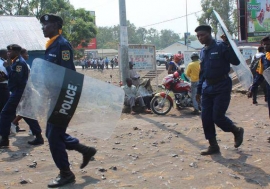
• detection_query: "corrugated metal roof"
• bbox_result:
[0,16,47,51]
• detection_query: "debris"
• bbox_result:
[98,168,107,172]
[20,180,28,184]
[109,166,117,171]
[28,161,37,168]
[189,162,198,168]
[229,173,240,179]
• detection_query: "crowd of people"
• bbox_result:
[80,57,118,70]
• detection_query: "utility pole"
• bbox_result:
[186,0,189,50]
[119,0,129,85]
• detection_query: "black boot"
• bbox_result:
[232,126,244,148]
[200,137,220,155]
[0,137,9,148]
[47,168,75,188]
[28,133,44,145]
[74,143,97,169]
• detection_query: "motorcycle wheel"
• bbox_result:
[150,96,172,115]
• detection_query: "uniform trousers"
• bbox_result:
[0,84,9,112]
[0,90,41,137]
[201,90,234,140]
[46,123,79,169]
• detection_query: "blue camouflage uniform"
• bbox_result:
[44,35,79,170]
[197,40,240,140]
[0,56,42,138]
[0,58,9,112]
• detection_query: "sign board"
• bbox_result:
[247,0,270,42]
[128,44,156,70]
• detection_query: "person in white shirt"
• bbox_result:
[122,78,151,114]
[137,78,153,110]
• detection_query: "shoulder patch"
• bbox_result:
[16,65,22,72]
[62,50,70,61]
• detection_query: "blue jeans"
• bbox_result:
[191,81,199,111]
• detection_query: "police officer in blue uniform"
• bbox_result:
[40,14,97,188]
[0,44,44,147]
[0,49,9,112]
[195,25,244,155]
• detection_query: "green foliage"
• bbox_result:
[96,23,180,50]
[198,0,237,37]
[0,0,97,49]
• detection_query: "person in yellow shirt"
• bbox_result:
[185,52,200,114]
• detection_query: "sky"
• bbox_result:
[69,0,202,37]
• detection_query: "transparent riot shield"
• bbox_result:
[213,10,253,90]
[17,58,125,139]
[263,67,270,85]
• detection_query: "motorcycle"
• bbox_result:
[150,71,193,115]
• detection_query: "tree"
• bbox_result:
[198,0,237,38]
[136,27,148,44]
[159,29,180,49]
[0,0,97,49]
[66,8,97,48]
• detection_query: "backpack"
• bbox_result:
[250,56,260,74]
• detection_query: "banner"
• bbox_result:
[119,44,156,70]
[247,0,270,42]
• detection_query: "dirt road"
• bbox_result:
[0,68,270,189]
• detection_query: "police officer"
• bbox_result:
[0,49,9,112]
[195,25,244,155]
[0,44,44,147]
[40,14,97,188]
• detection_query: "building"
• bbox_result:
[85,49,118,59]
[0,16,47,66]
[160,40,204,54]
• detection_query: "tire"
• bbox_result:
[150,96,172,115]
[157,61,161,66]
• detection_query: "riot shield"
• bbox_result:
[213,10,253,90]
[263,67,270,85]
[17,58,125,139]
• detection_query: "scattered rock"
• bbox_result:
[229,173,240,179]
[109,166,117,171]
[189,162,198,168]
[98,168,107,172]
[28,161,37,168]
[20,180,28,184]
[101,175,106,180]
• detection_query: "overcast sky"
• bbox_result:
[69,0,202,37]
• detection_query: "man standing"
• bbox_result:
[185,52,200,115]
[0,44,44,147]
[195,25,244,155]
[249,35,270,118]
[40,14,97,188]
[249,46,267,104]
